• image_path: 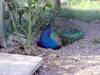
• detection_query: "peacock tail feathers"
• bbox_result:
[61,29,84,45]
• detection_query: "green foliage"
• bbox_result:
[67,0,82,5]
[60,1,100,22]
[4,0,58,48]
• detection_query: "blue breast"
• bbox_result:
[37,23,61,50]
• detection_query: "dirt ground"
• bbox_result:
[42,19,100,75]
[1,18,100,75]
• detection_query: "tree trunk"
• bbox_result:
[54,0,61,8]
[0,0,6,48]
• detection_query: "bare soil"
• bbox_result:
[1,19,100,75]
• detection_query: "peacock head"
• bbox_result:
[42,22,51,35]
[45,22,51,29]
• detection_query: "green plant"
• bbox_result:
[4,0,58,49]
[60,1,100,22]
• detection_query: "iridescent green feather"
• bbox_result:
[50,32,62,46]
[50,32,57,40]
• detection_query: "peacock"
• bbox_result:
[37,22,84,50]
[37,22,62,50]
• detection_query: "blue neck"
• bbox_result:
[42,23,51,36]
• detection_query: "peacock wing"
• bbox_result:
[50,32,62,46]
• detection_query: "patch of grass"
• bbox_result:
[59,1,100,22]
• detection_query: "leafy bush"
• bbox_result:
[4,0,58,48]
